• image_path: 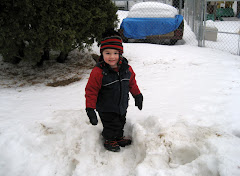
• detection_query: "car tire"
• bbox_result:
[169,39,178,45]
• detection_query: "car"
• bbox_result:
[119,2,184,45]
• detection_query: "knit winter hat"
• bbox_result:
[100,36,123,54]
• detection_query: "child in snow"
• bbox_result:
[85,34,143,152]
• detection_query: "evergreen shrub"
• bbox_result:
[0,0,118,65]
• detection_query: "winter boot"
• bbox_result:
[116,136,132,147]
[104,140,120,152]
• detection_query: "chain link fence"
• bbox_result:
[113,0,240,55]
[186,0,240,55]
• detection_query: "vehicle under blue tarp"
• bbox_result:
[120,15,183,39]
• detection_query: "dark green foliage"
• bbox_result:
[0,0,118,64]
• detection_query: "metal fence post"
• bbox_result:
[179,0,183,15]
[203,0,208,47]
[192,0,195,33]
[198,0,203,47]
[238,34,240,55]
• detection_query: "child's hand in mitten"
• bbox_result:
[86,108,98,125]
[134,93,143,110]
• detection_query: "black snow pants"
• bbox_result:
[98,112,126,140]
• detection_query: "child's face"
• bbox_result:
[102,49,120,68]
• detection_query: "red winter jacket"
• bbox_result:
[85,61,141,113]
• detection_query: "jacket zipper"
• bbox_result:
[118,71,122,107]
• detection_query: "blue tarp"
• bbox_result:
[120,15,183,39]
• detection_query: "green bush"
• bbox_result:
[0,0,118,65]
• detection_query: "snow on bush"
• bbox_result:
[127,2,178,18]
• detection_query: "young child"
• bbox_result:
[85,35,143,152]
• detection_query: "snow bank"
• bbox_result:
[2,108,239,176]
[127,2,178,18]
[132,117,240,176]
[206,20,216,28]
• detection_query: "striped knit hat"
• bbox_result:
[100,36,123,54]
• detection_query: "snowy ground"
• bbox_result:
[1,11,240,176]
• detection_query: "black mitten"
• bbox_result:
[134,93,143,110]
[86,108,98,125]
